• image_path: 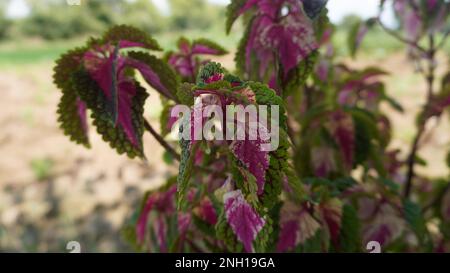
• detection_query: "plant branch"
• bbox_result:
[404,35,436,198]
[144,119,181,162]
[144,119,220,175]
[376,18,427,54]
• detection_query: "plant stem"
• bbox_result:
[404,35,436,198]
[144,119,220,175]
[144,119,181,161]
[376,17,427,54]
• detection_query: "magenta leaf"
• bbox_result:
[277,201,321,252]
[68,27,178,157]
[319,199,343,247]
[126,51,179,101]
[83,45,143,147]
[311,146,337,177]
[191,38,228,56]
[328,110,355,170]
[224,190,265,252]
[394,0,423,41]
[102,24,162,51]
[54,48,90,147]
[167,37,227,82]
[424,73,450,119]
[232,0,318,93]
[136,185,177,245]
[197,198,218,225]
[362,203,405,247]
[348,19,371,57]
[231,139,270,195]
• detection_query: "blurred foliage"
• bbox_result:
[30,158,54,181]
[0,6,12,40]
[168,0,225,31]
[0,0,225,41]
[338,14,363,30]
[19,0,157,40]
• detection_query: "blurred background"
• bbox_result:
[0,0,449,252]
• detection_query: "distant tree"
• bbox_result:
[121,0,166,34]
[19,0,166,40]
[339,14,363,30]
[0,5,12,40]
[168,0,224,31]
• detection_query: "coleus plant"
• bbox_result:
[53,0,450,253]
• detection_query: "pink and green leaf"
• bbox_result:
[224,190,266,252]
[54,47,90,148]
[277,201,321,252]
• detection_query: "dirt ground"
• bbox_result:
[0,52,449,252]
[0,62,176,252]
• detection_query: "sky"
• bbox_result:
[6,0,395,25]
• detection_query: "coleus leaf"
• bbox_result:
[71,68,148,158]
[78,26,180,156]
[327,110,355,170]
[177,138,198,210]
[177,83,195,106]
[196,61,227,85]
[126,51,179,101]
[192,38,228,56]
[311,146,337,178]
[54,47,90,148]
[55,25,181,158]
[136,185,177,244]
[295,228,324,253]
[319,198,343,247]
[394,0,423,41]
[224,190,266,252]
[196,198,218,226]
[102,24,162,51]
[244,82,290,206]
[338,67,388,110]
[83,42,149,150]
[186,64,290,211]
[348,19,370,58]
[233,0,318,93]
[362,203,405,247]
[350,108,380,166]
[424,72,450,119]
[282,50,319,97]
[167,37,227,82]
[277,201,321,252]
[231,139,270,195]
[226,0,248,34]
[135,184,194,252]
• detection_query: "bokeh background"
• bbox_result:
[0,0,449,252]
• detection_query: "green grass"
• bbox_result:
[333,26,450,59]
[0,26,242,67]
[0,39,83,66]
[333,27,404,59]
